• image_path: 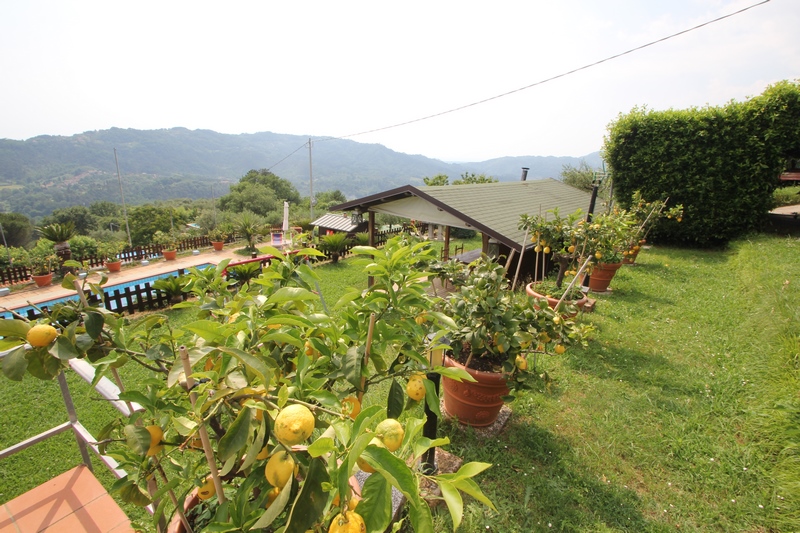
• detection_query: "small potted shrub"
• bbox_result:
[440,257,589,426]
[27,246,57,287]
[207,227,227,251]
[319,232,350,263]
[153,230,181,260]
[98,241,126,272]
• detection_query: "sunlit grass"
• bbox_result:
[2,234,798,532]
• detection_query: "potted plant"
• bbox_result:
[440,257,588,426]
[27,246,57,287]
[581,208,637,292]
[519,208,592,315]
[153,230,181,260]
[622,191,684,264]
[97,241,126,272]
[0,235,495,533]
[36,222,76,263]
[207,227,227,251]
[319,232,350,263]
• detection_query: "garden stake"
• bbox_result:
[555,256,593,310]
[511,227,530,291]
[421,371,441,475]
[157,464,193,533]
[180,345,226,504]
[358,313,376,404]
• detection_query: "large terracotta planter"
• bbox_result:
[211,241,224,251]
[163,249,177,261]
[31,273,53,287]
[106,260,122,272]
[588,262,622,292]
[525,282,587,317]
[442,355,509,427]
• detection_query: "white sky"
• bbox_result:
[0,0,797,162]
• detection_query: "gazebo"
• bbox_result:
[330,178,595,279]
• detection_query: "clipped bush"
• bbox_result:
[604,80,800,246]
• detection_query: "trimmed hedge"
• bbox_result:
[604,80,800,246]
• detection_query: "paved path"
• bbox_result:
[770,203,800,216]
[0,245,254,313]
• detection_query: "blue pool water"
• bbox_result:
[2,263,212,320]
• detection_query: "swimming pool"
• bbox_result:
[1,263,212,320]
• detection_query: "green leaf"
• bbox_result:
[359,473,393,533]
[84,311,105,339]
[48,336,81,360]
[451,476,497,511]
[437,479,464,531]
[359,446,419,506]
[406,496,435,533]
[343,345,362,389]
[183,320,229,342]
[171,416,198,436]
[217,347,270,386]
[61,272,78,290]
[1,346,28,381]
[25,349,64,380]
[251,474,293,529]
[118,480,152,506]
[435,365,477,383]
[217,406,252,462]
[423,378,441,418]
[0,319,30,339]
[266,286,318,305]
[308,436,335,458]
[285,456,329,533]
[124,425,151,455]
[387,379,405,420]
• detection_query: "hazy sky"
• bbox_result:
[1,0,797,162]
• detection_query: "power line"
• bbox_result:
[266,141,308,172]
[264,0,769,170]
[321,0,770,143]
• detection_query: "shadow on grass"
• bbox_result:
[438,417,665,532]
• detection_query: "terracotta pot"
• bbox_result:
[588,262,622,292]
[442,355,509,427]
[211,241,224,251]
[163,249,177,261]
[525,282,587,317]
[31,273,53,287]
[106,260,122,272]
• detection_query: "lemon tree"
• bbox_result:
[0,237,492,533]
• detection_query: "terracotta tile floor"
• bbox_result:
[0,465,134,533]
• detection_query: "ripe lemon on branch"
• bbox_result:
[27,324,58,347]
[265,449,297,488]
[274,404,315,446]
[375,418,404,452]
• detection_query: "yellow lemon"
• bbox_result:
[595,251,603,259]
[375,418,404,452]
[145,425,163,456]
[265,449,297,488]
[265,486,280,508]
[356,437,385,474]
[568,245,576,253]
[406,377,425,401]
[197,476,216,500]
[543,246,551,254]
[328,510,366,533]
[515,355,528,371]
[555,344,566,355]
[341,396,361,420]
[414,312,427,325]
[27,324,58,347]
[274,404,315,446]
[256,446,270,460]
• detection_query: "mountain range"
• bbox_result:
[0,127,602,219]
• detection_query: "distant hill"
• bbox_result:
[0,127,602,219]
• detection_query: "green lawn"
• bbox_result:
[2,234,798,532]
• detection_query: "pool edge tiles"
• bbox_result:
[1,264,212,320]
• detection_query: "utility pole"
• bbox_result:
[308,138,314,220]
[114,148,133,247]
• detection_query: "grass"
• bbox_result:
[2,234,798,532]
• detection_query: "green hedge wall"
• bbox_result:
[604,80,800,247]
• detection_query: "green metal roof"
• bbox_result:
[330,179,594,252]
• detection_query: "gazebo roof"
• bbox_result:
[330,179,594,252]
[311,212,365,233]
